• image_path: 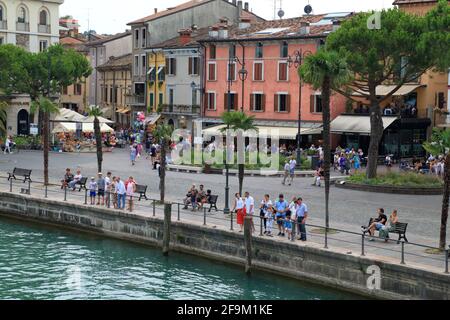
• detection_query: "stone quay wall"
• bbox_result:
[0,191,448,300]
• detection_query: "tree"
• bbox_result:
[423,128,450,251]
[326,1,450,178]
[87,106,104,173]
[299,50,351,236]
[30,96,60,186]
[153,124,174,203]
[220,111,258,196]
[0,101,8,138]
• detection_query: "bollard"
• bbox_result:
[260,216,263,236]
[445,249,449,274]
[107,192,111,208]
[28,180,31,195]
[203,207,207,226]
[177,203,180,221]
[401,242,405,265]
[162,203,172,256]
[84,188,88,205]
[230,211,234,231]
[128,196,133,212]
[324,227,328,249]
[291,220,295,242]
[9,178,12,192]
[153,200,156,217]
[45,185,48,198]
[244,216,253,275]
[64,186,67,201]
[361,234,365,256]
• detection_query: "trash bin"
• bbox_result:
[311,155,320,170]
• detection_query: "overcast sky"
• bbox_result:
[60,0,393,35]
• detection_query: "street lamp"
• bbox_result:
[287,49,312,168]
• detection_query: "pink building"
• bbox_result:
[200,14,352,146]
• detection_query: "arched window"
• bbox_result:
[0,5,4,21]
[18,7,26,23]
[39,10,47,25]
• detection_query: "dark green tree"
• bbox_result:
[153,124,174,203]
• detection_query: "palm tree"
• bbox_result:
[299,50,350,236]
[87,105,104,173]
[153,124,174,203]
[220,111,258,196]
[423,128,450,251]
[31,96,60,186]
[0,101,8,138]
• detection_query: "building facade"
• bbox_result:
[0,0,64,136]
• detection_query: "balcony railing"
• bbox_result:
[160,104,201,116]
[125,94,145,106]
[38,24,51,34]
[0,20,7,30]
[16,22,30,32]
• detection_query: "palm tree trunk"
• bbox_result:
[94,117,103,173]
[43,111,49,186]
[439,153,450,250]
[238,163,244,196]
[160,141,167,203]
[322,76,331,232]
[367,86,383,179]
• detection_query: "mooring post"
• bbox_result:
[203,207,207,226]
[361,234,365,256]
[445,249,449,274]
[84,188,87,205]
[28,180,31,195]
[230,211,234,231]
[177,203,180,221]
[244,216,253,275]
[162,203,172,256]
[64,186,67,201]
[401,242,405,265]
[153,200,156,217]
[9,178,12,192]
[45,185,48,198]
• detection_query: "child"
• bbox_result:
[89,177,97,205]
[285,212,293,240]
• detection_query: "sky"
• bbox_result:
[60,0,393,35]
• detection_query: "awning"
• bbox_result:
[147,67,155,75]
[352,84,424,97]
[83,115,114,124]
[202,125,322,139]
[116,107,131,114]
[157,66,164,75]
[55,108,85,122]
[52,122,115,133]
[331,115,398,135]
[145,114,162,125]
[101,107,112,118]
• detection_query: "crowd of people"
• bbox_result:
[362,208,400,242]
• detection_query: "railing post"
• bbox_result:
[153,200,156,217]
[9,178,12,192]
[324,227,328,249]
[203,207,207,226]
[401,242,405,265]
[291,220,296,242]
[128,196,133,212]
[260,216,263,236]
[45,185,48,198]
[64,186,67,201]
[361,234,365,256]
[84,188,87,205]
[28,180,31,195]
[162,203,172,256]
[445,249,449,274]
[177,203,180,221]
[107,192,111,208]
[244,216,253,274]
[230,211,234,231]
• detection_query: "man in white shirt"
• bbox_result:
[288,158,297,186]
[244,191,255,233]
[116,177,126,209]
[68,170,83,190]
[282,161,290,185]
[4,136,11,154]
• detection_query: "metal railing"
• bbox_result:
[1,177,449,274]
[0,20,7,30]
[160,104,201,116]
[16,22,30,32]
[38,24,50,34]
[125,95,145,106]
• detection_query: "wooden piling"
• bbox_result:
[162,203,172,256]
[244,216,253,274]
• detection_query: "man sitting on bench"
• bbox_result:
[363,208,387,241]
[68,170,83,191]
[61,168,74,189]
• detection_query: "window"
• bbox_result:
[169,89,174,106]
[227,62,236,81]
[209,45,216,59]
[149,93,154,107]
[280,41,288,58]
[251,93,265,112]
[39,40,48,52]
[278,61,288,81]
[141,28,146,48]
[166,58,177,76]
[0,37,4,45]
[188,57,199,75]
[207,62,216,81]
[229,44,236,59]
[158,93,164,106]
[207,92,216,110]
[148,66,156,81]
[74,83,82,95]
[0,6,4,21]
[157,66,165,81]
[253,62,264,81]
[114,86,118,104]
[134,55,139,75]
[103,87,108,103]
[141,55,146,73]
[18,7,26,23]
[134,29,139,48]
[39,10,47,25]
[255,43,263,59]
[275,93,290,112]
[224,93,238,110]
[62,86,68,95]
[310,94,323,113]
[109,86,113,103]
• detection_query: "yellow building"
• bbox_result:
[146,50,166,113]
[393,0,450,127]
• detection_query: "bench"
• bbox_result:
[136,184,148,201]
[75,177,87,192]
[208,195,218,212]
[8,168,32,183]
[362,218,408,243]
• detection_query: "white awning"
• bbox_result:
[353,84,424,97]
[331,115,398,135]
[145,114,162,125]
[55,108,85,122]
[202,125,322,139]
[147,67,155,75]
[157,66,164,75]
[52,122,115,133]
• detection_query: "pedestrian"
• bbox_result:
[274,194,288,237]
[130,144,137,166]
[385,155,393,172]
[353,153,361,174]
[295,197,309,241]
[96,173,106,206]
[232,193,245,232]
[88,177,97,205]
[285,211,293,240]
[261,194,273,236]
[126,176,136,211]
[4,136,12,154]
[260,194,272,234]
[282,161,290,185]
[105,172,112,207]
[288,157,297,186]
[116,177,126,209]
[244,191,255,233]
[111,176,118,209]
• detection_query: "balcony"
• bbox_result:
[160,104,201,116]
[125,94,145,106]
[38,24,51,34]
[16,22,30,32]
[0,20,7,30]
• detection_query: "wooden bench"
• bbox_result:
[362,218,408,243]
[75,177,87,192]
[208,195,218,212]
[8,168,32,183]
[136,184,148,201]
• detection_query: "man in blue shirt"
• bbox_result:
[274,194,288,237]
[295,197,309,241]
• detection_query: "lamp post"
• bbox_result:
[287,49,312,168]
[223,52,234,215]
[234,44,248,112]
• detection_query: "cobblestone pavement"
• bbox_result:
[0,149,448,246]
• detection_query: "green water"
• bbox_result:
[0,217,362,300]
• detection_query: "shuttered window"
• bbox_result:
[275,94,290,112]
[166,58,177,76]
[251,93,265,112]
[278,62,288,81]
[253,62,263,81]
[208,63,216,81]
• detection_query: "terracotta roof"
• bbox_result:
[127,0,263,25]
[60,36,89,53]
[393,0,440,4]
[86,30,131,47]
[97,54,132,71]
[60,36,86,45]
[148,27,211,49]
